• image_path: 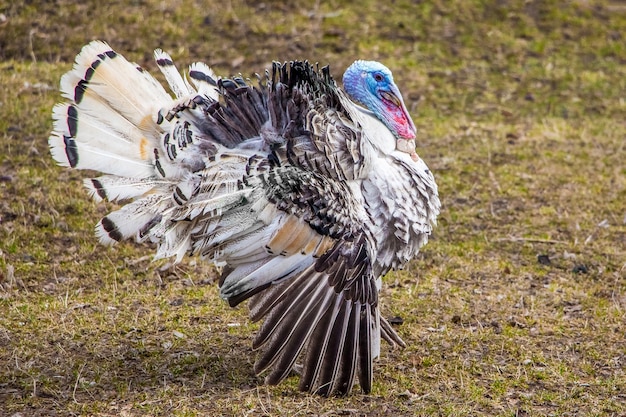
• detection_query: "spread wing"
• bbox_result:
[221,160,381,395]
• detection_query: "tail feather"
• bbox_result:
[84,176,166,203]
[50,40,179,181]
[50,103,155,177]
[188,62,220,100]
[49,40,214,254]
[156,222,194,261]
[95,194,167,244]
[154,49,194,99]
[61,41,171,125]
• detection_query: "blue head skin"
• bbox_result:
[342,60,417,140]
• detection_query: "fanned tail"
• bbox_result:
[49,40,176,178]
[49,41,222,259]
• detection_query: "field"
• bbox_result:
[0,1,625,415]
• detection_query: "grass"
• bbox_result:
[1,0,625,415]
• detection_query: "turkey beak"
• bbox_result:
[381,86,417,139]
[383,86,419,161]
[380,86,406,110]
[380,89,402,108]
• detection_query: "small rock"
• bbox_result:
[491,320,502,334]
[572,264,588,274]
[426,326,445,332]
[43,282,57,293]
[397,390,415,398]
[389,316,404,325]
[508,317,526,328]
[537,254,551,266]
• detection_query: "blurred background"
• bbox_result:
[0,1,624,416]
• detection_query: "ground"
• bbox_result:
[0,0,625,416]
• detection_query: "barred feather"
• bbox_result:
[84,176,164,203]
[188,61,220,100]
[154,48,194,99]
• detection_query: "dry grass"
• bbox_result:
[1,0,625,416]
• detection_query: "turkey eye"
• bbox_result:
[374,73,383,82]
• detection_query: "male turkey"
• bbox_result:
[49,41,440,396]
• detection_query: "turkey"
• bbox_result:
[49,41,440,396]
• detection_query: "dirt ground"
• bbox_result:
[0,1,624,416]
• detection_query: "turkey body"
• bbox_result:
[49,41,440,396]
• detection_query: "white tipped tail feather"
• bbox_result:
[49,40,223,257]
[50,41,169,176]
[50,42,440,396]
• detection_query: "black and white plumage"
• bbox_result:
[49,41,440,396]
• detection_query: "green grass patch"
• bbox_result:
[1,0,625,415]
